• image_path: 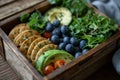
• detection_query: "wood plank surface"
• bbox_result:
[0,0,15,7]
[0,55,19,80]
[0,36,19,80]
[0,1,51,27]
[0,28,44,80]
[0,37,5,59]
[0,0,44,21]
[3,41,34,80]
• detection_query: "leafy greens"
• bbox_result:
[20,11,46,34]
[69,9,118,48]
[48,0,88,17]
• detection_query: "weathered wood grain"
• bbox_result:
[0,0,45,21]
[0,0,51,27]
[0,36,5,59]
[0,0,15,7]
[0,28,44,80]
[0,55,19,80]
[3,41,33,80]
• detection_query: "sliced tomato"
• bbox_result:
[54,60,66,69]
[43,65,55,75]
[42,31,52,39]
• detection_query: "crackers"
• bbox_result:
[8,23,29,41]
[30,40,52,62]
[14,30,39,47]
[27,37,46,60]
[8,23,58,65]
[20,35,40,55]
[32,44,58,65]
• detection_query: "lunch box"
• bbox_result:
[0,0,120,80]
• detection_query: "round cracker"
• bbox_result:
[27,37,46,60]
[30,40,52,62]
[14,30,39,47]
[20,35,40,55]
[32,44,58,65]
[8,23,29,41]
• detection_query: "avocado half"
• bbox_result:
[44,7,72,25]
[35,49,74,75]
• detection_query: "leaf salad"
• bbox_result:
[20,0,118,49]
[48,0,118,49]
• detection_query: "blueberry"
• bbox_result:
[82,49,89,54]
[45,22,54,32]
[75,52,82,58]
[79,40,87,49]
[61,25,69,35]
[52,27,61,36]
[65,44,75,54]
[53,19,60,27]
[59,43,66,50]
[63,37,70,44]
[51,35,60,44]
[60,38,63,43]
[70,37,79,46]
[62,34,68,38]
[74,47,81,53]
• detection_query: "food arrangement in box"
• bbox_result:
[8,0,118,76]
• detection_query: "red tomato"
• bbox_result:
[54,60,66,69]
[43,65,55,75]
[42,31,52,39]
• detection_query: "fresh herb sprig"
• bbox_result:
[20,11,46,34]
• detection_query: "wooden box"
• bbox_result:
[0,0,120,80]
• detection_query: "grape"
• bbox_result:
[51,35,60,44]
[70,37,79,46]
[45,22,54,32]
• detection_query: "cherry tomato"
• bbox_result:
[43,65,55,75]
[42,31,52,39]
[54,60,66,69]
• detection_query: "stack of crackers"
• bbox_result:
[8,23,58,65]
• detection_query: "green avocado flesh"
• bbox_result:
[35,49,74,75]
[45,7,72,25]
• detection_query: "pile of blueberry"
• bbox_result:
[45,20,89,58]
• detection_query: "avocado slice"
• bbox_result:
[35,54,45,75]
[35,49,74,75]
[45,7,72,25]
